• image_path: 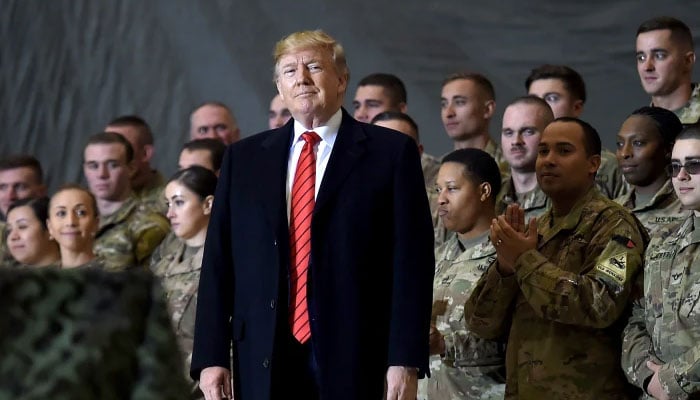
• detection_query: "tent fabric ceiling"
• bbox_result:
[1,1,698,191]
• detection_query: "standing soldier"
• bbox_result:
[467,118,647,398]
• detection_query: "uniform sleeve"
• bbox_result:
[514,211,645,329]
[621,271,655,390]
[465,262,519,340]
[658,345,700,398]
[133,211,170,267]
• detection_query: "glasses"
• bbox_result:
[668,160,700,177]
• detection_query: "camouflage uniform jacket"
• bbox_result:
[614,179,689,238]
[661,82,700,126]
[425,233,506,400]
[0,267,190,399]
[423,152,441,189]
[424,152,441,228]
[0,220,17,268]
[483,137,509,177]
[95,196,170,270]
[150,232,203,399]
[598,149,629,200]
[135,169,167,215]
[622,213,700,399]
[466,187,647,399]
[495,174,550,219]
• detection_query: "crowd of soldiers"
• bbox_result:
[1,14,700,400]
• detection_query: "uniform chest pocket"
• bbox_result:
[556,234,589,272]
[678,281,700,321]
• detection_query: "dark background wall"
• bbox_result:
[2,1,699,192]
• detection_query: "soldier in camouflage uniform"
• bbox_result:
[467,119,647,399]
[495,96,555,220]
[440,72,509,176]
[0,267,190,399]
[420,149,505,400]
[0,154,48,267]
[526,64,628,200]
[106,115,167,213]
[621,129,700,399]
[150,166,217,400]
[636,17,699,127]
[615,107,689,237]
[46,184,107,270]
[4,197,60,268]
[95,195,170,270]
[82,132,169,270]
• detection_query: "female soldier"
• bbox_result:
[150,166,217,399]
[5,196,60,267]
[424,148,505,399]
[47,184,102,269]
[615,106,687,236]
[622,125,700,399]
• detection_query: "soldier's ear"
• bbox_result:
[480,182,491,201]
[203,195,214,215]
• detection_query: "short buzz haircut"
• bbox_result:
[0,154,44,183]
[552,117,602,157]
[441,148,502,201]
[677,123,700,141]
[525,64,587,103]
[357,73,407,105]
[272,30,350,82]
[637,16,694,50]
[84,131,134,163]
[181,138,227,172]
[106,115,154,146]
[370,111,420,142]
[442,71,495,101]
[507,95,556,123]
[190,101,237,123]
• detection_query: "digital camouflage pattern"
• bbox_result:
[495,175,549,220]
[425,152,441,232]
[672,83,700,126]
[0,266,189,399]
[150,232,203,399]
[420,233,506,400]
[423,152,441,190]
[614,179,689,237]
[482,138,510,178]
[95,196,170,270]
[597,149,629,200]
[466,188,647,399]
[135,169,167,214]
[0,220,18,268]
[622,213,700,399]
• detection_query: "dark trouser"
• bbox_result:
[271,330,320,399]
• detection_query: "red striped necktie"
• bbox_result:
[289,131,320,343]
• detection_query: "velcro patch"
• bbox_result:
[612,234,635,249]
[595,252,627,285]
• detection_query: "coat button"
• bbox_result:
[270,299,276,309]
[262,358,270,368]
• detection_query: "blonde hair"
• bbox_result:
[272,30,349,82]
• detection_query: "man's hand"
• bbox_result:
[200,366,232,400]
[646,361,670,400]
[491,204,538,272]
[386,366,418,400]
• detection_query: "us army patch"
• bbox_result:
[595,252,627,285]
